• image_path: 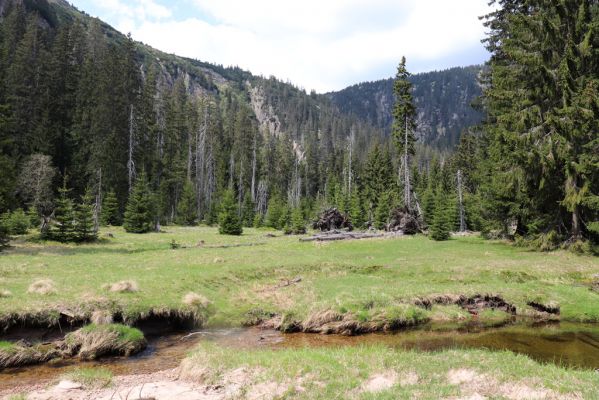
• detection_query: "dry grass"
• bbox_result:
[27,279,56,295]
[90,310,114,325]
[103,280,139,293]
[182,292,211,308]
[301,309,343,332]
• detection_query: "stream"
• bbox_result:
[2,321,599,390]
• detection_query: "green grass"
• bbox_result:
[0,341,16,352]
[181,342,599,399]
[0,226,598,327]
[61,367,112,388]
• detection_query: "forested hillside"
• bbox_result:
[1,0,596,253]
[0,0,385,231]
[329,66,483,149]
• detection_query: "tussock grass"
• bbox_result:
[61,367,113,388]
[182,292,211,308]
[27,279,56,295]
[64,324,146,360]
[103,280,138,293]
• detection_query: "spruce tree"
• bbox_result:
[50,179,75,242]
[392,56,417,210]
[218,189,242,235]
[430,188,452,241]
[101,190,120,226]
[349,190,365,229]
[374,191,392,230]
[481,0,599,244]
[241,192,255,227]
[123,173,155,234]
[176,181,197,226]
[265,195,284,230]
[0,222,8,250]
[75,188,97,242]
[285,207,306,235]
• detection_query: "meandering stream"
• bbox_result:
[2,322,599,390]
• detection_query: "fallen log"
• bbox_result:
[300,232,384,242]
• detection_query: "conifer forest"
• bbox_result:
[0,1,599,398]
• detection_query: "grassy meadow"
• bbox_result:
[0,226,598,327]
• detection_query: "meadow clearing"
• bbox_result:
[2,227,599,399]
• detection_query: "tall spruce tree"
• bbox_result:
[392,57,417,210]
[482,0,599,245]
[123,172,155,233]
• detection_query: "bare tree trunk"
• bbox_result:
[251,130,257,202]
[257,180,268,215]
[457,169,467,232]
[404,115,411,210]
[196,102,207,216]
[127,105,135,193]
[238,158,244,214]
[567,175,582,240]
[229,154,235,190]
[206,142,215,211]
[93,168,102,232]
[348,129,354,194]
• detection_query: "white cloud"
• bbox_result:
[74,0,492,92]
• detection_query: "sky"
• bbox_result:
[68,0,493,93]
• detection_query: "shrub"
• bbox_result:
[218,190,242,235]
[1,209,30,235]
[123,172,155,233]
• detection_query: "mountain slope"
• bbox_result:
[328,66,484,149]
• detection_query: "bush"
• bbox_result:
[1,209,30,235]
[218,190,242,235]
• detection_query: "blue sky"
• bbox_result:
[68,0,492,93]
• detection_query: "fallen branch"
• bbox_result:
[197,242,267,249]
